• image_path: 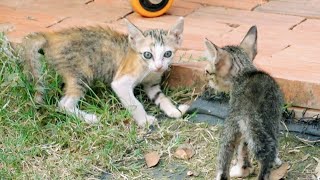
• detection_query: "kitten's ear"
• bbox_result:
[240,26,257,61]
[169,17,184,46]
[205,38,221,63]
[205,38,231,77]
[124,18,144,47]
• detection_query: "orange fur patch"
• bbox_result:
[115,49,147,79]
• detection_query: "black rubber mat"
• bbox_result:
[186,90,320,142]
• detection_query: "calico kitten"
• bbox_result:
[20,17,189,127]
[204,26,283,180]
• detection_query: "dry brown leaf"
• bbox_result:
[174,144,195,160]
[314,157,320,179]
[144,151,160,168]
[270,162,290,180]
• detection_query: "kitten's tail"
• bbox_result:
[20,33,48,104]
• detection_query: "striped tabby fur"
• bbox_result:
[204,26,283,180]
[20,17,189,127]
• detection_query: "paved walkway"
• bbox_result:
[0,0,319,111]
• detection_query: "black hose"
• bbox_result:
[186,94,320,139]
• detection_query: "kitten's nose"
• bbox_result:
[156,65,163,71]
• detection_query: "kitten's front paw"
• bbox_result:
[230,164,251,178]
[137,115,157,127]
[166,108,183,118]
[178,104,190,115]
[146,115,157,124]
[166,104,190,118]
[83,113,99,124]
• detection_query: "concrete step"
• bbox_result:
[255,0,320,19]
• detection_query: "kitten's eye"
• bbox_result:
[164,51,172,58]
[143,52,153,59]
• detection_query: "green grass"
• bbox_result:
[0,33,318,179]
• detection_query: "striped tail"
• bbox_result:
[21,33,47,104]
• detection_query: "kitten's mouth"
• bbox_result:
[153,67,166,73]
[154,69,165,73]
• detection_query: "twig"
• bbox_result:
[296,136,320,145]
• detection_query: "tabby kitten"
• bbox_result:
[20,17,189,127]
[204,26,283,180]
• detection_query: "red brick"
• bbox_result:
[184,0,268,10]
[0,6,57,28]
[0,0,132,42]
[166,62,207,92]
[174,50,204,62]
[0,6,58,42]
[276,78,320,110]
[287,107,320,120]
[0,0,132,22]
[255,0,320,19]
[180,6,305,54]
[188,6,304,30]
[127,13,179,29]
[255,45,320,83]
[292,19,320,32]
[252,44,320,110]
[46,18,105,31]
[167,0,203,16]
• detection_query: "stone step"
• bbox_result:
[167,0,203,16]
[183,0,268,10]
[255,0,320,19]
[167,62,320,110]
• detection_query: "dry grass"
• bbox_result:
[0,33,318,179]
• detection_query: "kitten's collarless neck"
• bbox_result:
[232,67,258,83]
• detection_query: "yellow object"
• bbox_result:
[130,0,174,17]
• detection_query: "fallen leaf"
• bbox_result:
[174,144,195,160]
[144,151,160,168]
[314,157,320,179]
[270,162,290,180]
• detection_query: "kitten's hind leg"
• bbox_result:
[58,77,99,124]
[258,158,275,180]
[274,150,282,167]
[230,140,252,178]
[216,118,241,180]
[247,130,277,180]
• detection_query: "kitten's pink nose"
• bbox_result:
[156,65,163,71]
